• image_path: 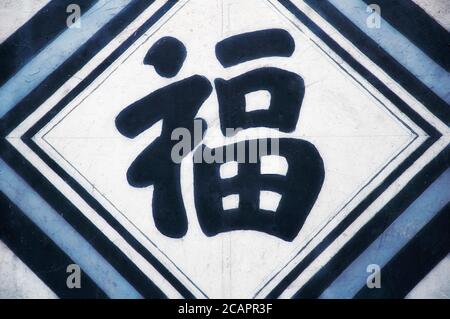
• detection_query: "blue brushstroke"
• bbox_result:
[0,158,142,299]
[0,0,134,118]
[321,168,450,298]
[328,0,450,103]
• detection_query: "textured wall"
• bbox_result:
[0,0,449,299]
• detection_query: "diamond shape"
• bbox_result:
[7,0,446,298]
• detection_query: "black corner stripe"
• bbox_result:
[278,0,440,135]
[355,203,450,299]
[0,191,107,299]
[302,0,450,126]
[23,138,197,298]
[0,0,164,136]
[0,0,97,87]
[361,0,450,72]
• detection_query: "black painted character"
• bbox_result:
[116,37,211,238]
[215,29,303,135]
[115,30,325,241]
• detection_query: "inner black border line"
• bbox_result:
[23,0,440,299]
[311,38,416,135]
